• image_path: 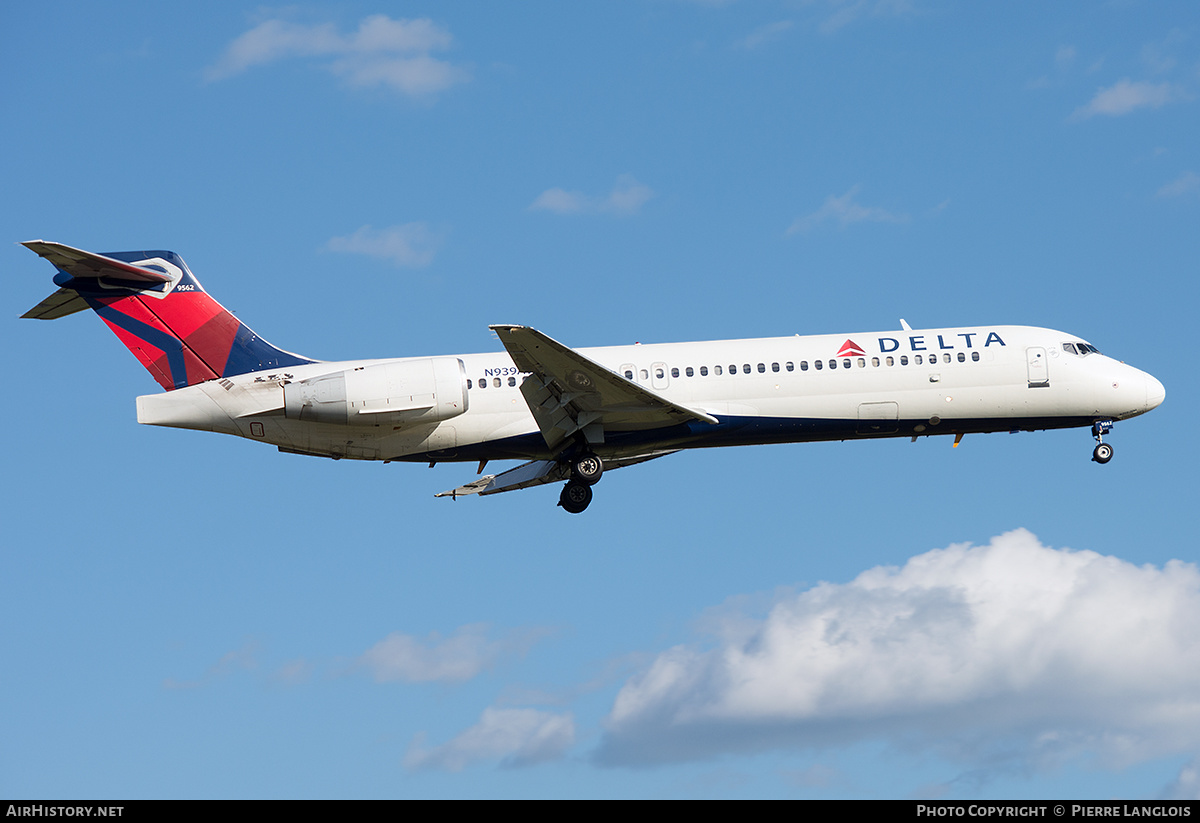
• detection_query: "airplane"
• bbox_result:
[21,240,1165,513]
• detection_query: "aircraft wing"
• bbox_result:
[490,324,718,453]
[22,240,173,283]
[436,450,678,499]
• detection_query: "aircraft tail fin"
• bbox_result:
[21,240,316,390]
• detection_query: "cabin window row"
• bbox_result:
[621,351,981,381]
[800,351,981,370]
[628,362,797,380]
[467,376,519,390]
[468,350,983,389]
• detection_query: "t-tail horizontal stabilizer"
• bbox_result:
[22,240,315,390]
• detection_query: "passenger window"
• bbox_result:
[655,368,665,379]
[478,379,486,389]
[508,376,517,386]
[900,356,909,366]
[786,361,795,372]
[757,363,766,374]
[915,355,923,365]
[624,369,634,379]
[714,365,723,376]
[467,379,473,389]
[772,362,780,373]
[872,357,880,367]
[700,366,709,376]
[857,358,866,368]
[742,364,750,374]
[957,352,965,363]
[685,367,694,377]
[886,356,894,366]
[493,377,501,388]
[799,361,807,371]
[829,360,837,370]
[730,364,737,375]
[640,369,649,381]
[971,351,980,362]
[671,367,679,378]
[943,353,951,364]
[841,359,850,369]
[815,360,823,370]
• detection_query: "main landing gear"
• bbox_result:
[557,453,604,514]
[1091,420,1114,464]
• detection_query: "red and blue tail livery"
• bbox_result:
[21,241,314,390]
[23,239,1164,514]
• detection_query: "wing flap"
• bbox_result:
[436,459,567,498]
[435,450,678,499]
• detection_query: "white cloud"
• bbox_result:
[530,188,587,215]
[1072,78,1175,119]
[818,0,916,35]
[734,21,794,50]
[596,529,1200,772]
[1157,171,1200,198]
[1141,29,1188,75]
[787,185,908,234]
[273,659,313,686]
[1160,756,1200,800]
[206,15,469,97]
[326,223,443,268]
[357,623,548,683]
[405,707,575,771]
[529,174,654,216]
[330,54,468,96]
[162,639,259,689]
[1031,44,1077,87]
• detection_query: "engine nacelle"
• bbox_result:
[283,357,468,426]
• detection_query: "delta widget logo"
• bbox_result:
[837,339,866,357]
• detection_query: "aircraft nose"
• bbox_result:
[1145,374,1166,411]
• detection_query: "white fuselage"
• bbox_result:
[136,324,1165,464]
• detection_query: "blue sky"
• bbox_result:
[3,0,1199,799]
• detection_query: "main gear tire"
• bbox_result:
[558,480,593,514]
[572,454,604,485]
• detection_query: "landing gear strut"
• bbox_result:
[558,480,593,514]
[1092,420,1114,464]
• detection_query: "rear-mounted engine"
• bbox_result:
[283,357,468,426]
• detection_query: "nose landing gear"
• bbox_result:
[1092,420,1114,464]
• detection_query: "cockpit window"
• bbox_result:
[1063,343,1078,355]
[1064,342,1100,356]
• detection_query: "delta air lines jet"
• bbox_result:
[22,241,1165,513]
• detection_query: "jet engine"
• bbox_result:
[283,357,468,426]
